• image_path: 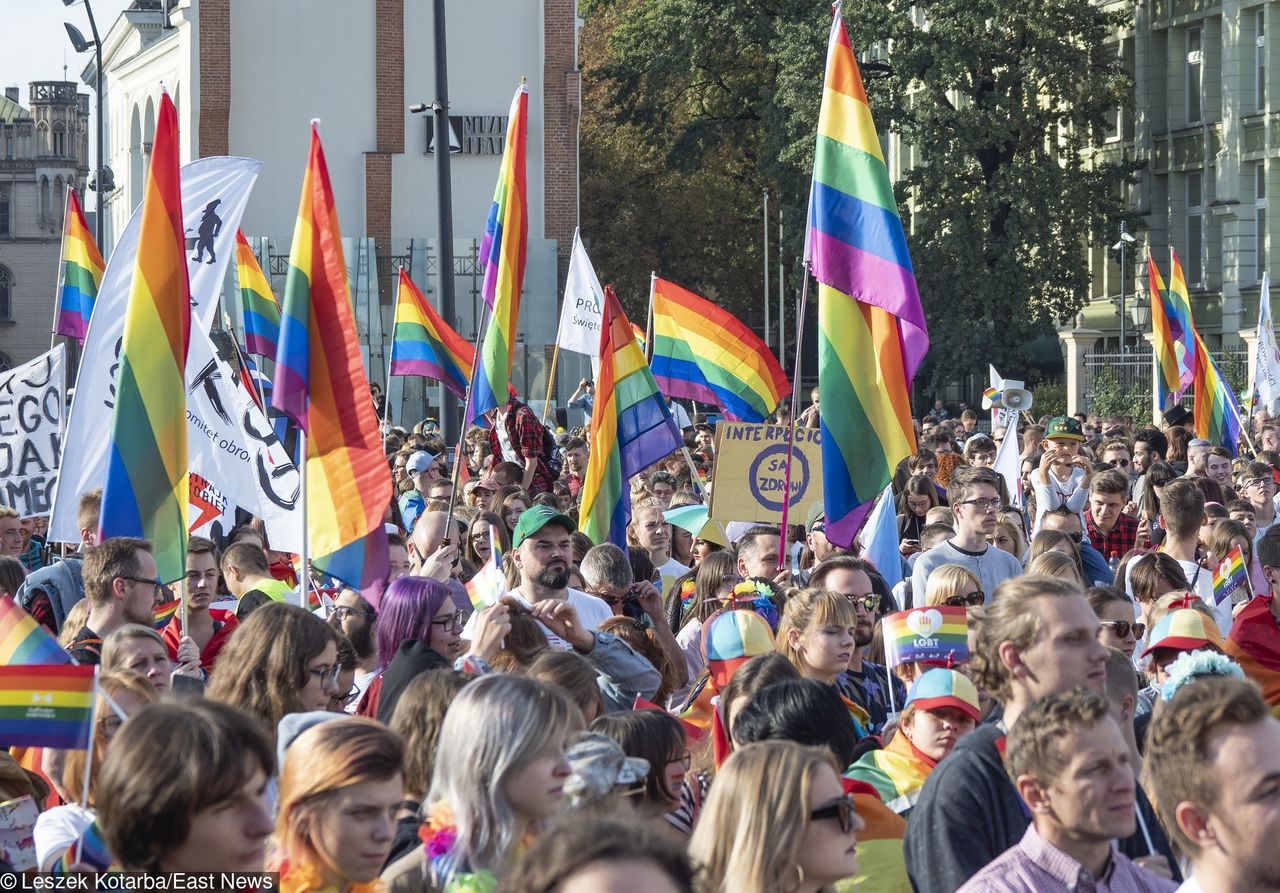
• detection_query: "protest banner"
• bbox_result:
[708,422,823,526]
[0,345,64,518]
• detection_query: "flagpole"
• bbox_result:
[540,342,561,425]
[645,272,656,363]
[73,667,100,865]
[49,183,72,352]
[299,429,310,607]
[776,261,812,572]
[444,299,493,538]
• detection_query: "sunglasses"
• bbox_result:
[809,795,857,834]
[1107,458,1130,468]
[944,591,985,608]
[1099,619,1146,640]
[843,593,881,613]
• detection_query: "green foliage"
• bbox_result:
[1030,380,1067,421]
[1086,367,1150,423]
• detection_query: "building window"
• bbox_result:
[1258,11,1268,111]
[0,191,8,237]
[39,177,50,228]
[0,266,11,321]
[52,125,64,157]
[1187,27,1203,124]
[1260,162,1269,280]
[1188,171,1205,286]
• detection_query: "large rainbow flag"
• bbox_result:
[0,665,95,750]
[273,123,392,588]
[236,230,281,360]
[98,91,190,582]
[806,5,929,548]
[1193,329,1244,456]
[0,595,71,665]
[469,82,530,424]
[649,277,790,422]
[1148,252,1192,405]
[390,269,473,398]
[54,187,106,343]
[579,286,684,548]
[846,729,934,815]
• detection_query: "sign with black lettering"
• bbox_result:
[0,345,64,518]
[708,422,823,526]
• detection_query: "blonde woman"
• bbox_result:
[922,565,984,609]
[688,741,862,893]
[1026,549,1083,584]
[776,589,871,736]
[989,520,1028,562]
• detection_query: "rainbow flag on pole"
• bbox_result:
[806,4,929,549]
[390,269,473,398]
[469,82,530,424]
[0,595,71,665]
[98,91,190,583]
[54,187,106,343]
[1213,544,1250,605]
[650,277,790,422]
[1148,252,1192,405]
[272,122,392,588]
[882,606,969,668]
[236,230,281,360]
[1194,330,1245,457]
[464,526,508,609]
[579,286,685,548]
[0,665,95,749]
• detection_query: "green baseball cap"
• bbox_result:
[511,504,577,548]
[1044,415,1086,443]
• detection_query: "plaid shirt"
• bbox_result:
[489,402,554,495]
[1085,511,1139,562]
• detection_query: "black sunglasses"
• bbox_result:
[1099,619,1146,640]
[944,591,985,608]
[809,795,857,834]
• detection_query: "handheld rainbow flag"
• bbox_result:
[470,82,530,424]
[464,525,507,609]
[1193,330,1245,457]
[152,598,180,631]
[1213,544,1250,605]
[235,230,281,360]
[579,286,684,548]
[882,606,969,668]
[0,664,95,749]
[98,91,190,583]
[1164,250,1199,396]
[650,277,790,422]
[390,268,473,398]
[272,122,392,589]
[54,187,106,343]
[0,595,71,665]
[806,4,929,548]
[1148,252,1192,405]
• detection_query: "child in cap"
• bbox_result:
[1031,415,1094,537]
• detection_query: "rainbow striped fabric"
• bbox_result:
[464,526,507,609]
[0,664,95,749]
[152,598,180,631]
[846,727,933,815]
[236,230,281,360]
[882,606,969,668]
[579,286,684,548]
[844,781,911,893]
[391,269,473,398]
[1161,250,1198,399]
[470,83,530,424]
[1193,329,1245,457]
[273,123,392,589]
[1213,544,1250,605]
[54,187,106,343]
[650,277,790,422]
[1148,252,1192,405]
[99,92,190,583]
[807,6,929,549]
[0,595,71,665]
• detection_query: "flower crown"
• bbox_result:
[731,578,780,631]
[1159,650,1245,702]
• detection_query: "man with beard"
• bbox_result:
[808,556,906,734]
[70,537,166,665]
[160,536,237,673]
[463,505,612,650]
[328,588,379,712]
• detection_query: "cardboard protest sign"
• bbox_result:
[708,422,823,526]
[0,345,64,518]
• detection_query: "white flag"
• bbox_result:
[1254,273,1280,409]
[0,345,64,518]
[993,415,1023,509]
[48,157,262,543]
[857,485,902,589]
[555,229,604,358]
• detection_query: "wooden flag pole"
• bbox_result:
[299,429,310,607]
[776,261,812,573]
[540,342,561,425]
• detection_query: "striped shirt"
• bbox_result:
[957,825,1177,893]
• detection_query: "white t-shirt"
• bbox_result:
[461,586,613,650]
[1172,558,1233,636]
[345,668,381,715]
[34,804,94,870]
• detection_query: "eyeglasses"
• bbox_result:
[330,687,361,709]
[308,664,342,689]
[1247,477,1276,490]
[809,795,857,834]
[431,609,467,634]
[1107,458,1130,468]
[331,606,375,622]
[1099,620,1146,640]
[944,591,985,608]
[843,593,881,613]
[959,497,1001,512]
[666,751,692,770]
[119,575,163,595]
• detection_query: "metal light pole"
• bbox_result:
[1113,222,1137,353]
[63,0,104,249]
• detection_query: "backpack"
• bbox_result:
[541,424,563,478]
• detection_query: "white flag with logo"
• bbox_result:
[1254,273,1280,410]
[48,157,262,543]
[555,229,604,358]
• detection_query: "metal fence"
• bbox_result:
[1081,345,1250,414]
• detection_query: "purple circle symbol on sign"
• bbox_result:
[749,444,809,513]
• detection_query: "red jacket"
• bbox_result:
[162,608,239,673]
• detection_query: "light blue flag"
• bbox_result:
[859,484,903,590]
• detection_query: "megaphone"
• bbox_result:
[1001,388,1033,412]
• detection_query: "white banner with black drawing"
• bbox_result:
[0,345,65,518]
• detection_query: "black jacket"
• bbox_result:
[375,639,450,724]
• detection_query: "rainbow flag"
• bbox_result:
[469,83,530,424]
[0,665,95,749]
[464,526,507,609]
[1148,252,1191,405]
[1213,544,1250,605]
[152,598,180,630]
[579,285,684,548]
[846,729,933,815]
[806,6,929,549]
[0,595,71,665]
[236,230,281,360]
[390,269,473,398]
[650,277,790,422]
[54,188,106,343]
[843,780,911,893]
[882,606,969,668]
[272,123,393,589]
[98,92,190,583]
[1164,250,1199,398]
[1193,329,1245,457]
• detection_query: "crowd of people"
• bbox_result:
[3,391,1280,893]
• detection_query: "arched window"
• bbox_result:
[0,266,13,321]
[36,122,49,155]
[39,176,50,227]
[53,122,66,157]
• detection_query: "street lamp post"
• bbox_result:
[1113,223,1137,353]
[62,0,105,249]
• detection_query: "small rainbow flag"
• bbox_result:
[469,82,530,424]
[98,91,190,583]
[235,230,281,360]
[882,606,968,668]
[807,4,929,549]
[1213,543,1250,605]
[390,269,473,399]
[464,526,507,609]
[272,122,392,589]
[579,286,685,548]
[0,595,71,666]
[1148,252,1192,406]
[54,187,106,343]
[1193,327,1245,457]
[152,598,180,630]
[0,664,96,749]
[650,277,790,422]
